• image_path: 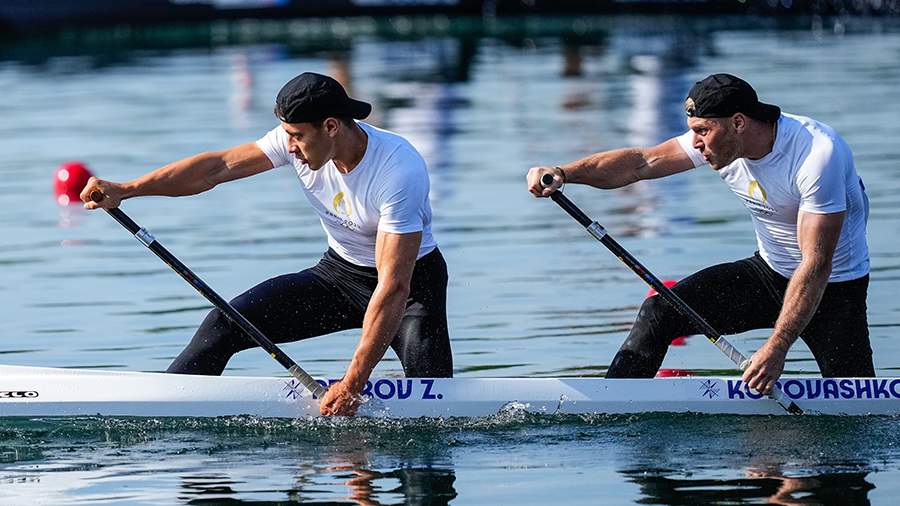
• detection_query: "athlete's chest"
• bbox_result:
[720,162,799,221]
[298,165,381,234]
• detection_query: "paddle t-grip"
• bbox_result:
[541,173,555,188]
[90,190,105,203]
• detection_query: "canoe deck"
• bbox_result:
[2,365,898,418]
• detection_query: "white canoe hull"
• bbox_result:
[2,365,899,417]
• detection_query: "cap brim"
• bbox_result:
[754,102,781,122]
[348,99,372,120]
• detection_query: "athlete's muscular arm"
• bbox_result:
[743,211,845,394]
[319,230,421,416]
[80,143,274,209]
[527,138,694,197]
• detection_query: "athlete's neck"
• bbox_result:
[333,123,369,174]
[744,119,778,161]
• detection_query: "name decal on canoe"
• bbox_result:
[283,379,444,401]
[0,391,39,399]
[726,379,900,400]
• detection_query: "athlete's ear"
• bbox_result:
[731,113,747,133]
[323,117,341,137]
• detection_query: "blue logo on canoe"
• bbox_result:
[283,380,303,400]
[699,379,720,399]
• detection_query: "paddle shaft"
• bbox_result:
[93,194,326,399]
[540,175,802,414]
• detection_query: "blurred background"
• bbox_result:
[3,0,898,34]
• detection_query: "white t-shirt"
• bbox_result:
[675,113,869,282]
[256,121,437,267]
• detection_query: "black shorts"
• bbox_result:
[606,252,874,378]
[167,248,452,377]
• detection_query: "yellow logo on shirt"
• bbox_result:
[740,180,776,216]
[748,180,768,203]
[333,192,352,217]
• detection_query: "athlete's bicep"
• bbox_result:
[797,141,847,215]
[377,159,430,235]
[374,230,422,290]
[637,138,697,180]
[210,143,275,185]
[797,210,844,267]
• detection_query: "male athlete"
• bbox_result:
[82,72,452,416]
[527,74,873,393]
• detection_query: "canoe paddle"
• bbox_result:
[539,174,803,415]
[90,191,327,400]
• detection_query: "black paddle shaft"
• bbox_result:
[539,174,803,415]
[93,192,326,399]
[547,189,723,341]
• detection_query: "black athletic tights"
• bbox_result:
[606,253,874,378]
[167,248,453,377]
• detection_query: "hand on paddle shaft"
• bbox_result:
[527,166,565,197]
[533,172,804,415]
[319,379,364,416]
[742,340,789,395]
[79,185,358,415]
[80,177,126,210]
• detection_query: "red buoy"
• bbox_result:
[645,279,690,345]
[54,161,93,206]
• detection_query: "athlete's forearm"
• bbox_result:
[769,259,831,351]
[121,152,229,200]
[559,148,648,189]
[343,283,410,390]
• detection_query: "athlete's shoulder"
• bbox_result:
[779,113,848,162]
[256,124,293,168]
[360,122,427,176]
[360,122,422,156]
[781,114,855,192]
[781,113,843,144]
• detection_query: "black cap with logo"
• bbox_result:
[274,72,372,124]
[684,74,780,123]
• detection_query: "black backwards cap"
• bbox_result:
[275,72,371,124]
[684,74,781,123]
